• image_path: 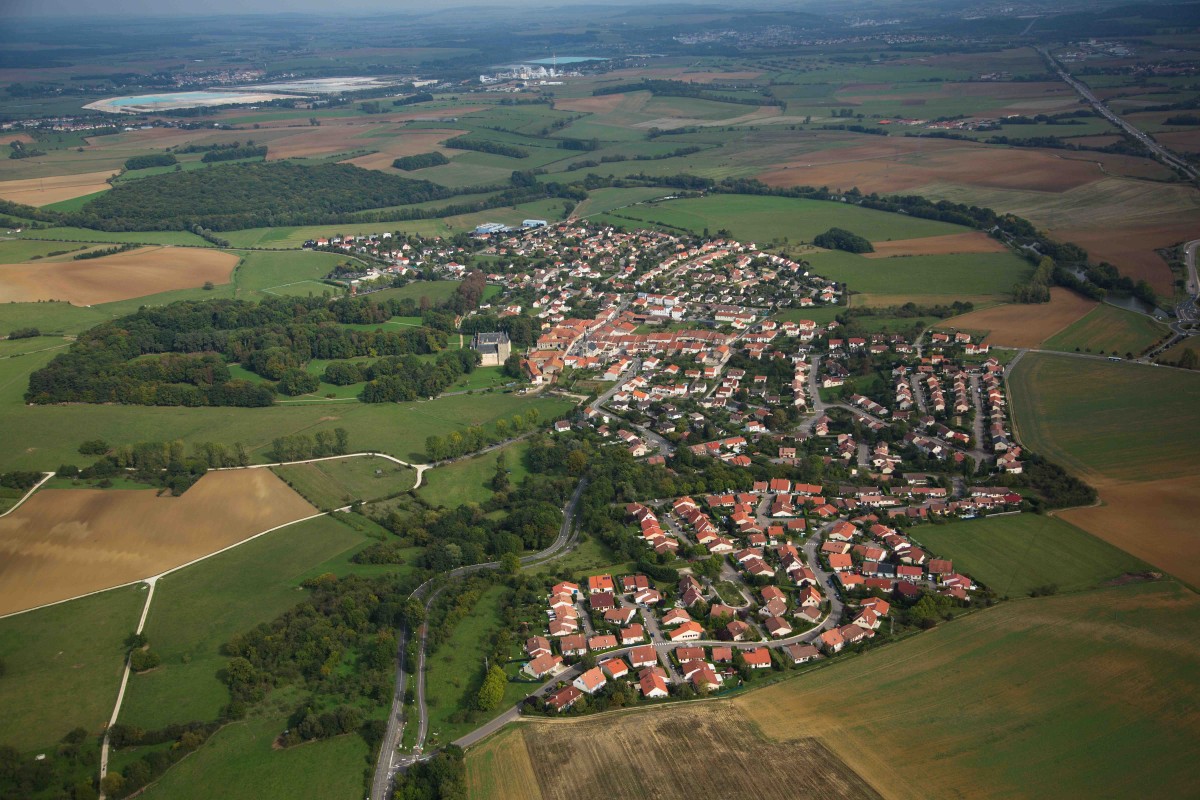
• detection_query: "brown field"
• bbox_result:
[345,129,467,171]
[862,231,1007,258]
[0,246,238,305]
[0,133,33,146]
[1058,475,1200,588]
[1054,223,1189,295]
[0,169,114,206]
[485,702,881,800]
[935,288,1097,347]
[554,94,635,114]
[1154,129,1200,152]
[602,67,764,84]
[0,470,317,615]
[465,728,545,800]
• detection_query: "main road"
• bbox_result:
[1040,47,1198,180]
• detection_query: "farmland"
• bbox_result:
[805,248,1031,301]
[0,469,317,615]
[735,581,1200,800]
[910,514,1148,597]
[470,701,882,800]
[416,440,530,508]
[0,584,145,752]
[934,288,1097,348]
[0,170,116,206]
[121,513,385,730]
[0,245,238,305]
[273,456,417,510]
[1042,302,1170,357]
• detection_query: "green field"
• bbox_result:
[121,514,384,730]
[417,440,530,508]
[1009,353,1200,482]
[0,301,111,335]
[14,227,212,246]
[1043,302,1169,357]
[273,456,416,510]
[911,514,1148,597]
[739,580,1200,799]
[138,714,367,800]
[595,195,967,245]
[806,249,1031,299]
[0,585,145,751]
[0,239,89,262]
[233,249,349,298]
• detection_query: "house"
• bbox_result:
[573,667,608,695]
[552,581,581,598]
[588,574,616,594]
[545,685,582,712]
[525,636,552,659]
[764,616,793,638]
[711,646,734,663]
[621,624,646,645]
[588,634,619,651]
[724,620,751,641]
[781,643,821,664]
[820,628,846,653]
[601,658,630,679]
[669,621,704,641]
[604,607,638,626]
[560,634,587,656]
[589,592,616,611]
[639,668,670,698]
[675,646,705,664]
[662,608,693,627]
[523,653,564,679]
[549,619,578,637]
[629,645,658,669]
[742,647,772,669]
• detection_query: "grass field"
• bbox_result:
[911,514,1148,597]
[736,580,1200,799]
[138,714,368,800]
[1042,302,1170,357]
[1008,353,1200,483]
[120,512,387,730]
[0,301,109,335]
[0,469,317,615]
[14,227,211,246]
[0,584,145,751]
[417,440,530,508]
[0,239,89,262]
[805,248,1031,299]
[273,456,416,510]
[466,727,545,800]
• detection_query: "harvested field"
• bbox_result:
[466,728,544,800]
[553,94,634,114]
[737,581,1200,799]
[1059,475,1200,588]
[1054,223,1190,295]
[0,245,238,305]
[936,288,1097,348]
[862,231,1007,258]
[1156,129,1200,152]
[345,129,467,171]
[0,133,33,146]
[602,67,765,84]
[1042,302,1169,357]
[0,469,317,615]
[512,702,881,800]
[0,169,115,206]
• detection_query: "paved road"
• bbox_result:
[1040,47,1198,180]
[370,479,587,799]
[1175,239,1200,330]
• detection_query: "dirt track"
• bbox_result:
[0,470,316,615]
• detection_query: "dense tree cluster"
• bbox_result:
[123,153,176,170]
[813,227,875,253]
[392,151,449,170]
[0,728,97,800]
[392,746,466,800]
[6,327,40,339]
[443,135,529,159]
[358,349,480,403]
[201,144,268,162]
[269,428,350,461]
[593,79,785,107]
[67,161,450,231]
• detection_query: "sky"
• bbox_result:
[6,0,704,16]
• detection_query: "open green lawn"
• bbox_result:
[233,249,348,297]
[738,579,1200,799]
[137,714,368,800]
[0,301,110,335]
[14,227,211,246]
[121,514,387,730]
[806,249,1031,299]
[1043,302,1170,357]
[273,456,416,510]
[417,440,530,508]
[0,239,89,262]
[0,585,145,751]
[911,514,1148,597]
[595,195,967,246]
[1009,353,1200,482]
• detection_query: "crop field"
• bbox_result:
[0,584,144,751]
[1042,302,1169,356]
[273,456,416,510]
[0,239,92,262]
[861,231,1007,258]
[1008,353,1200,483]
[417,440,530,508]
[466,727,545,800]
[0,169,115,206]
[911,514,1148,597]
[476,701,882,800]
[805,249,1031,300]
[0,469,317,615]
[935,288,1097,348]
[13,226,212,246]
[121,513,381,729]
[736,581,1200,800]
[0,245,238,305]
[138,713,367,800]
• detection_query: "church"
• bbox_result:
[471,332,512,367]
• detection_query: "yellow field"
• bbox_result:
[862,231,1007,258]
[0,470,316,615]
[0,169,115,205]
[465,727,545,800]
[0,245,238,305]
[936,288,1097,348]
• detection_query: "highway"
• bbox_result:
[1040,47,1198,180]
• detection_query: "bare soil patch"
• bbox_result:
[0,170,115,206]
[1155,129,1200,152]
[862,231,1008,258]
[0,470,316,615]
[0,246,238,305]
[1055,223,1191,295]
[936,288,1098,348]
[553,94,631,114]
[518,702,881,800]
[1058,475,1200,588]
[0,133,33,146]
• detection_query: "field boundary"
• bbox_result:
[0,471,52,519]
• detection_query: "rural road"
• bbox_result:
[1040,47,1198,180]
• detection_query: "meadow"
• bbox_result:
[416,440,531,508]
[273,455,417,510]
[805,248,1031,300]
[1042,302,1170,356]
[0,585,145,752]
[120,513,386,730]
[735,581,1200,800]
[910,514,1148,597]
